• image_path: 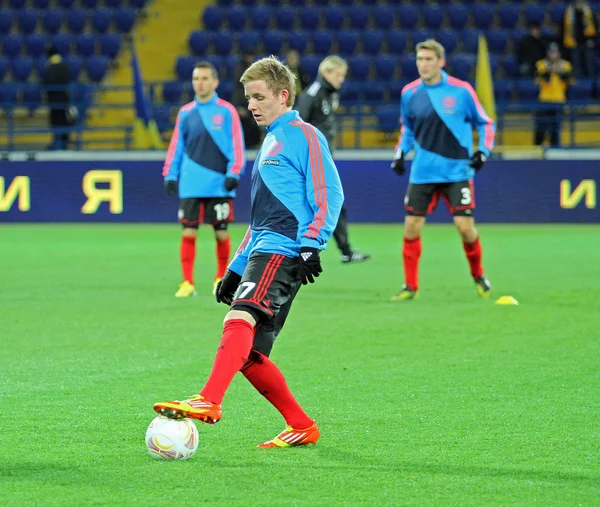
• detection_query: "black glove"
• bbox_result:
[224,177,239,192]
[391,148,405,176]
[298,247,322,285]
[469,151,487,172]
[165,180,178,196]
[215,270,242,305]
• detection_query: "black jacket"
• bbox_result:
[295,75,340,148]
[44,56,71,107]
[517,35,547,77]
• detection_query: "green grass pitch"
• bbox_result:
[2,224,599,506]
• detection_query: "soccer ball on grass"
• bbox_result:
[145,415,199,460]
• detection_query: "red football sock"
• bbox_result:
[403,236,422,291]
[241,351,312,429]
[463,237,483,279]
[215,237,231,279]
[200,319,255,405]
[180,236,196,284]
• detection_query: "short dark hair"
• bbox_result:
[194,61,218,79]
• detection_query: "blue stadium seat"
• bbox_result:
[217,0,234,6]
[387,31,407,54]
[413,28,434,45]
[349,5,369,29]
[461,29,479,53]
[76,34,96,57]
[300,7,320,30]
[202,6,223,31]
[398,4,419,29]
[189,30,210,55]
[250,6,271,30]
[472,4,494,29]
[258,30,281,54]
[222,54,238,79]
[373,4,394,30]
[448,4,469,30]
[100,33,121,59]
[0,82,19,109]
[375,54,397,79]
[81,0,98,7]
[511,28,528,46]
[301,54,321,80]
[22,83,42,112]
[541,27,557,42]
[34,55,47,79]
[9,0,26,8]
[502,53,519,77]
[42,9,63,34]
[436,29,458,53]
[162,80,183,103]
[349,54,371,79]
[0,56,8,81]
[288,30,308,52]
[86,55,108,82]
[129,0,147,8]
[362,29,384,55]
[3,34,22,57]
[400,53,418,80]
[65,54,82,80]
[494,79,514,101]
[91,8,111,33]
[264,0,283,5]
[204,55,223,75]
[67,8,87,34]
[423,5,445,29]
[525,3,545,25]
[17,9,38,34]
[275,6,295,30]
[489,53,500,77]
[324,6,344,30]
[33,0,51,8]
[337,30,358,56]
[56,0,75,7]
[114,8,136,33]
[0,9,13,35]
[50,33,71,56]
[239,30,259,53]
[569,79,594,100]
[218,80,233,101]
[516,79,539,100]
[364,80,386,101]
[105,0,124,8]
[498,3,520,29]
[486,29,508,54]
[213,31,233,55]
[26,33,47,57]
[175,56,195,80]
[448,54,474,80]
[11,56,33,81]
[550,3,566,24]
[340,80,360,102]
[227,7,246,30]
[377,104,399,133]
[389,79,409,100]
[312,30,333,55]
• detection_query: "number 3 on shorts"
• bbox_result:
[460,187,472,205]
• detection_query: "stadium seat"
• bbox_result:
[340,80,360,101]
[377,104,399,133]
[498,3,520,29]
[105,0,124,8]
[33,0,51,8]
[489,53,500,77]
[21,83,42,112]
[275,6,295,30]
[486,29,508,54]
[162,80,183,103]
[217,0,234,6]
[312,30,333,55]
[375,54,397,79]
[301,54,321,80]
[494,79,514,101]
[85,55,109,82]
[2,34,23,57]
[67,9,87,34]
[511,28,528,46]
[569,79,594,100]
[423,5,445,29]
[50,33,71,56]
[472,4,494,29]
[65,54,82,80]
[448,4,469,30]
[0,9,13,36]
[91,8,111,33]
[398,4,419,29]
[550,3,566,24]
[413,28,435,45]
[34,55,47,79]
[204,54,223,75]
[9,0,26,8]
[81,0,98,7]
[202,6,223,31]
[387,31,407,54]
[26,33,47,57]
[189,30,210,56]
[218,80,233,101]
[213,31,233,55]
[337,30,359,56]
[240,0,258,5]
[300,7,320,30]
[262,30,283,54]
[11,56,33,81]
[515,79,539,100]
[324,6,344,30]
[362,29,384,55]
[541,27,557,42]
[264,0,283,5]
[76,34,96,57]
[448,54,474,80]
[288,30,309,52]
[114,8,136,33]
[17,9,38,34]
[364,80,386,102]
[56,0,76,7]
[227,6,246,30]
[525,3,545,25]
[239,30,259,53]
[349,54,371,79]
[42,9,63,35]
[221,54,237,79]
[129,0,147,8]
[461,29,479,53]
[175,56,195,80]
[100,33,121,59]
[0,56,8,81]
[436,29,458,54]
[349,5,369,29]
[373,4,394,30]
[0,82,19,108]
[389,79,409,100]
[250,6,271,30]
[400,53,418,80]
[502,53,519,77]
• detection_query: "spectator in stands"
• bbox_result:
[517,22,548,77]
[534,43,574,146]
[232,51,261,148]
[285,50,310,94]
[561,0,597,77]
[44,47,75,150]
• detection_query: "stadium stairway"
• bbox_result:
[84,0,207,149]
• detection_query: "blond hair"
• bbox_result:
[240,55,296,107]
[318,55,348,75]
[415,39,446,60]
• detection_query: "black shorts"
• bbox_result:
[231,253,301,357]
[405,180,475,217]
[178,198,234,230]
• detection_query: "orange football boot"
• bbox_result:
[257,420,320,448]
[153,394,222,424]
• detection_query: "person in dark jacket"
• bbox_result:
[295,55,370,263]
[44,47,75,150]
[232,51,262,148]
[517,23,548,77]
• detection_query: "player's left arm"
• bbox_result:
[221,103,246,190]
[228,226,253,277]
[464,85,496,157]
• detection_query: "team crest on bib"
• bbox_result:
[212,114,224,128]
[442,96,456,114]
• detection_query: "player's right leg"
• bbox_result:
[175,198,201,297]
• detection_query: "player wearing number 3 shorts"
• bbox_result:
[390,39,496,301]
[163,61,246,297]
